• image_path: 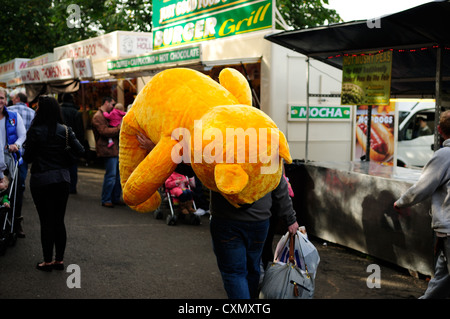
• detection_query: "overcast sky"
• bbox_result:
[325,0,434,21]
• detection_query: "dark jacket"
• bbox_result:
[61,102,85,142]
[210,175,297,225]
[23,123,85,174]
[91,110,120,157]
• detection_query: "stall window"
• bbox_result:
[400,111,435,141]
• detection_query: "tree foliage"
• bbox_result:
[0,0,152,63]
[277,0,341,29]
[0,0,339,64]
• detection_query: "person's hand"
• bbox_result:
[393,202,411,217]
[288,221,299,235]
[393,202,401,212]
[136,132,155,152]
[8,144,19,153]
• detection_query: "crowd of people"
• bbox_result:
[0,86,448,299]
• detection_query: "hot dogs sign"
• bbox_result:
[355,104,395,164]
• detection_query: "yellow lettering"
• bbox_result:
[236,18,249,31]
[219,19,235,36]
[260,3,271,21]
[253,6,263,24]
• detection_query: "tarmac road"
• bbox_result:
[0,165,429,300]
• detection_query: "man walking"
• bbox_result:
[394,110,450,299]
[91,97,122,208]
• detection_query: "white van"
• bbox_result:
[396,100,436,167]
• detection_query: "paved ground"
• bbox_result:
[0,165,429,300]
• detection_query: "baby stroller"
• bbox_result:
[0,155,20,256]
[154,173,201,226]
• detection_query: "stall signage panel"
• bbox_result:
[7,77,23,87]
[27,53,54,67]
[107,45,201,71]
[0,59,29,75]
[341,51,392,106]
[74,58,94,79]
[54,33,117,61]
[152,0,273,50]
[289,105,351,120]
[20,59,74,83]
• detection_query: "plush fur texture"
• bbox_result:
[119,68,292,213]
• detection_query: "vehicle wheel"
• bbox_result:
[191,215,201,225]
[0,239,6,256]
[8,233,17,247]
[166,215,177,226]
[153,208,163,220]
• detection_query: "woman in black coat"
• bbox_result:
[23,95,84,272]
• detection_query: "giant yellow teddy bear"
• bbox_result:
[119,67,292,213]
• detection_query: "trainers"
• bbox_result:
[194,208,206,216]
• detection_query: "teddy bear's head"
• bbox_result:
[190,104,292,207]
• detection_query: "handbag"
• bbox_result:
[259,231,319,299]
[63,125,79,165]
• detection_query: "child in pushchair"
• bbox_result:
[0,174,11,208]
[165,171,196,214]
[162,171,201,225]
[0,156,19,255]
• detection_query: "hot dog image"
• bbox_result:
[356,121,394,162]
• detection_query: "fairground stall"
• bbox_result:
[19,31,153,154]
[20,31,153,107]
[265,1,450,276]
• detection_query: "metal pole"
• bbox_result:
[434,46,443,152]
[305,57,310,162]
[365,105,372,161]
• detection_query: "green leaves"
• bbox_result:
[0,0,339,63]
[0,0,152,63]
[277,0,341,29]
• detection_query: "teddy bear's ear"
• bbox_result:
[219,68,252,106]
[214,163,249,194]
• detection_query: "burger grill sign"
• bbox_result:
[152,0,273,50]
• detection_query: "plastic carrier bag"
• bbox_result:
[259,230,320,299]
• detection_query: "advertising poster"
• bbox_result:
[341,51,392,106]
[152,0,273,50]
[354,103,396,165]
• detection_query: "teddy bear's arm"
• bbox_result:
[122,136,179,212]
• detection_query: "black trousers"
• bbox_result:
[31,181,70,263]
